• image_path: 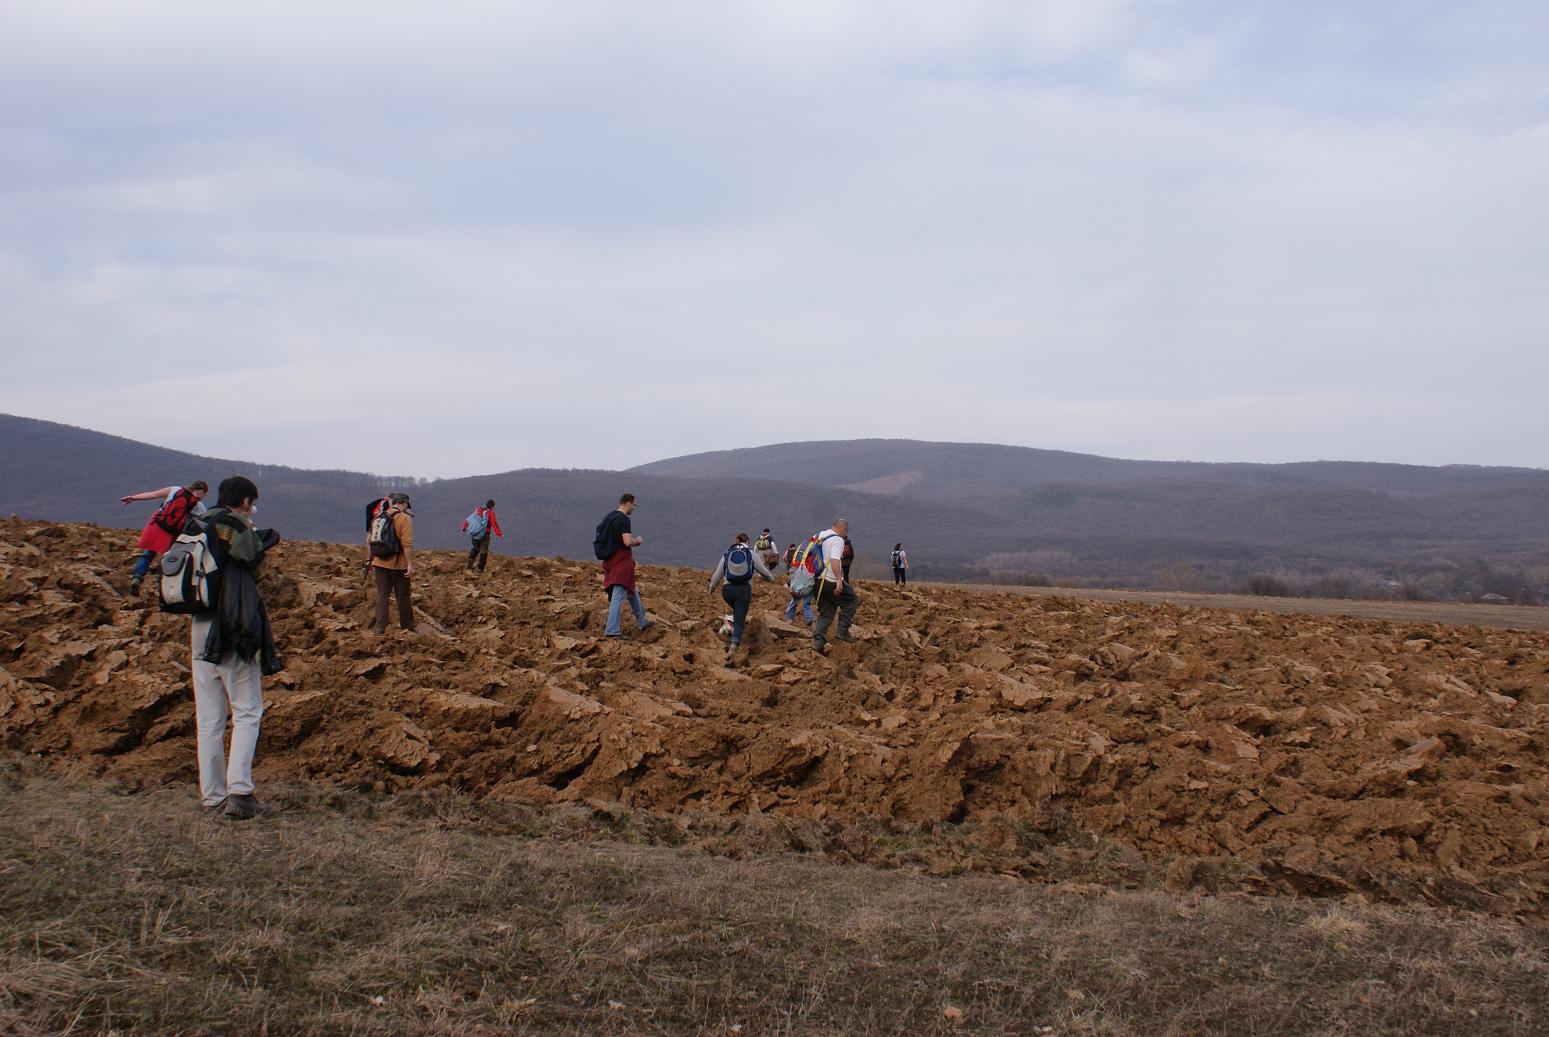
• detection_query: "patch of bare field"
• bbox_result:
[947,583,1549,632]
[1,769,1545,1036]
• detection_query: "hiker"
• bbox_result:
[367,492,415,633]
[594,492,651,638]
[812,518,861,655]
[120,481,209,595]
[892,543,909,585]
[754,528,780,571]
[841,535,855,581]
[784,540,816,625]
[708,532,775,653]
[462,498,504,573]
[191,475,281,820]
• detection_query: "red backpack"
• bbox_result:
[152,488,198,536]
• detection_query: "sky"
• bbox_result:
[3,1,1548,477]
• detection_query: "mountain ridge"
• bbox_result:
[5,413,1548,598]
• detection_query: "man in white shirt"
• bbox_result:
[812,518,861,654]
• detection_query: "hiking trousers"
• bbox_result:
[721,581,752,645]
[785,592,814,623]
[814,580,861,649]
[372,567,415,632]
[605,583,647,636]
[132,549,158,581]
[190,615,264,808]
[467,535,491,570]
[893,566,906,586]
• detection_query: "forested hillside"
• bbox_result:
[5,415,1548,599]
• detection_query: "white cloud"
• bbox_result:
[2,1,1548,473]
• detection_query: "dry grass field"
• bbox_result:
[2,766,1546,1036]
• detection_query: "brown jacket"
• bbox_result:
[369,508,414,570]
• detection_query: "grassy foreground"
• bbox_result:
[1,769,1545,1036]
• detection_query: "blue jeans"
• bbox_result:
[784,592,814,623]
[132,549,156,580]
[606,584,647,636]
[721,581,752,645]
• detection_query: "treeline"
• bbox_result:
[976,550,1549,605]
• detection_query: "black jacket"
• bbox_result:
[199,509,283,675]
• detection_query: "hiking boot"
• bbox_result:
[836,631,856,643]
[812,640,828,656]
[203,798,227,817]
[128,576,141,596]
[224,794,270,821]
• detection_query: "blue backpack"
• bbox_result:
[724,543,754,584]
[466,509,489,540]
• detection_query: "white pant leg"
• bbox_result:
[190,616,230,806]
[221,651,264,796]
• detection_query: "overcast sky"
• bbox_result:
[4,1,1547,477]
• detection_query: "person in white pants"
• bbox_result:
[188,474,276,820]
[191,613,264,810]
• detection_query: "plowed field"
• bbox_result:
[3,519,1546,914]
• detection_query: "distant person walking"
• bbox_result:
[841,535,854,581]
[749,530,774,570]
[708,532,775,654]
[462,499,504,573]
[191,475,280,820]
[367,492,415,633]
[812,518,861,655]
[120,481,209,595]
[594,493,651,638]
[892,543,909,586]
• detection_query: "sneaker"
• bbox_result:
[224,793,270,821]
[203,798,227,816]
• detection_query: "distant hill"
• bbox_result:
[0,416,1001,578]
[633,440,1549,599]
[5,415,1549,599]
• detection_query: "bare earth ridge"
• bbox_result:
[2,518,1546,915]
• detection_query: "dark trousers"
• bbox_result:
[813,580,860,648]
[721,581,752,645]
[893,566,906,585]
[373,567,414,632]
[467,535,491,570]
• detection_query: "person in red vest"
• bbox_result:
[462,499,504,573]
[120,480,209,595]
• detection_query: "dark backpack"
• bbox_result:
[368,509,402,558]
[891,548,903,568]
[724,544,754,584]
[152,488,199,537]
[592,511,624,560]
